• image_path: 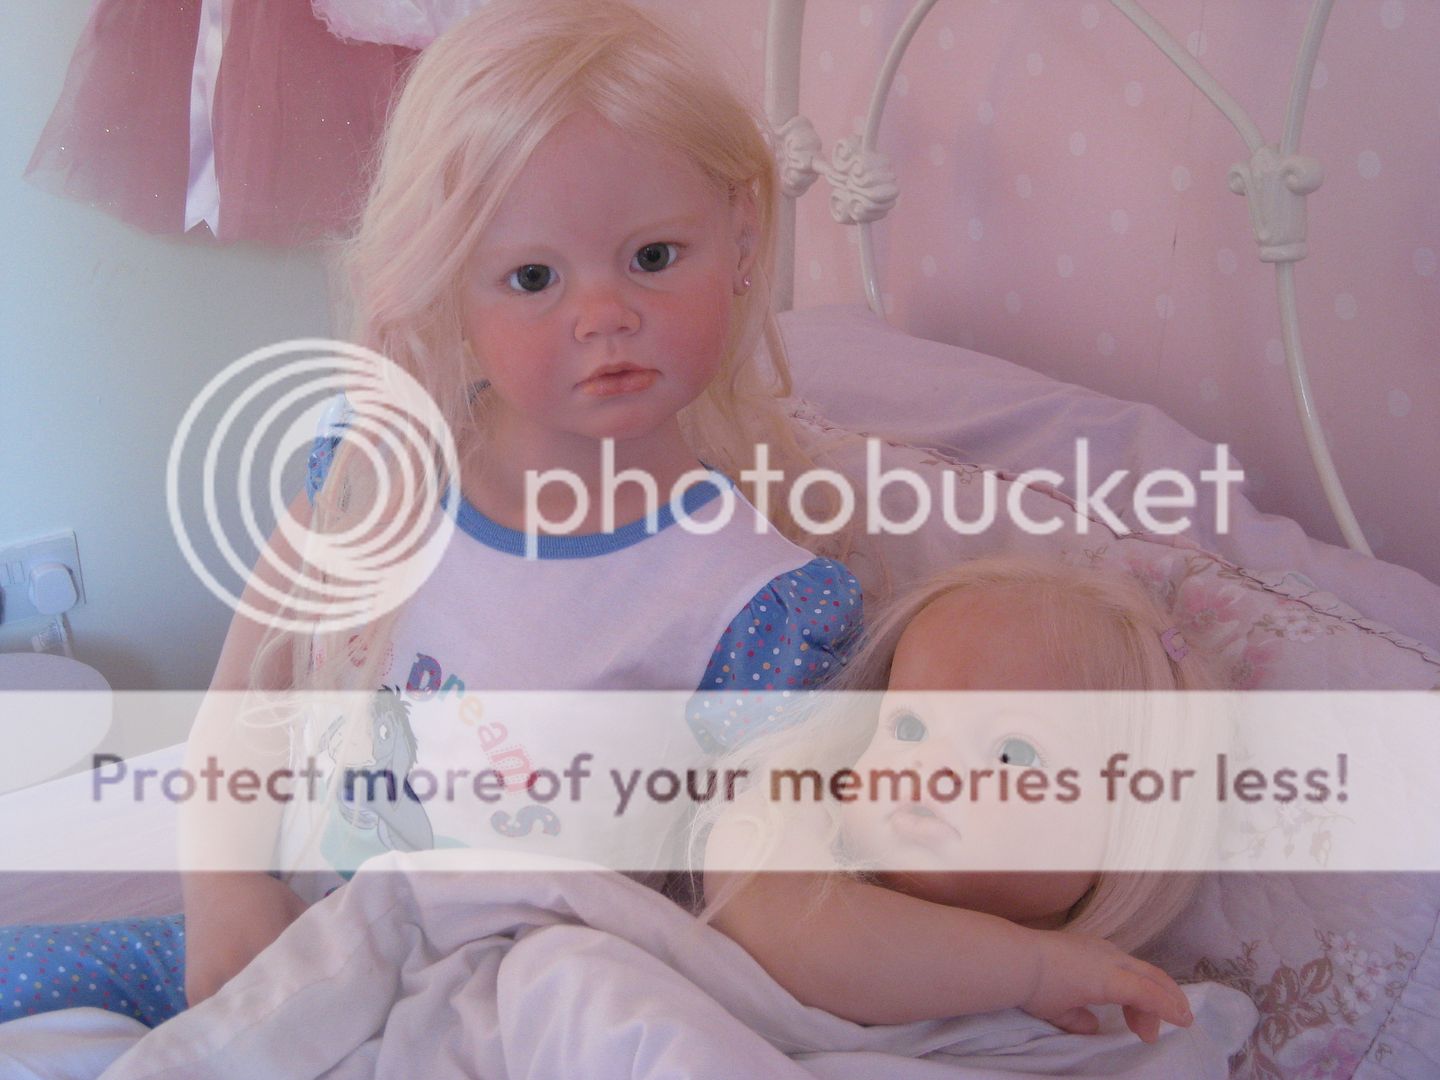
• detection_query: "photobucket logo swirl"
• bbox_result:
[166,339,460,634]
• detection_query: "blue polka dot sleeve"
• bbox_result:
[688,558,863,753]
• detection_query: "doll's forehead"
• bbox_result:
[467,118,734,266]
[889,593,1070,692]
[511,111,721,203]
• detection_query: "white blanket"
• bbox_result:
[1,851,1257,1079]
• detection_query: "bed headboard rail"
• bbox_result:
[763,0,1370,555]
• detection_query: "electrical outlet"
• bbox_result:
[0,531,86,626]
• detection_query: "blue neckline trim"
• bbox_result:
[443,470,730,559]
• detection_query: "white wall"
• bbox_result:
[2,5,335,754]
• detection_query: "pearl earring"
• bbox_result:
[737,274,752,294]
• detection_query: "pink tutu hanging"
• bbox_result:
[25,0,201,238]
[26,0,418,246]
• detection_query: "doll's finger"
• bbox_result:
[1121,955,1185,992]
[1129,957,1189,1004]
[1113,969,1193,1029]
[1122,1005,1161,1044]
[1047,1006,1099,1035]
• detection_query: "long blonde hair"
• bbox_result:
[249,0,852,709]
[698,556,1224,953]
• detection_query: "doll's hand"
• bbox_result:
[1021,931,1194,1043]
[183,872,310,1006]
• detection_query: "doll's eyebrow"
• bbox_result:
[634,213,708,234]
[485,215,709,261]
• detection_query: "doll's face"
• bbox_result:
[460,110,757,453]
[840,588,1109,928]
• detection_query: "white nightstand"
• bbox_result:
[0,652,113,793]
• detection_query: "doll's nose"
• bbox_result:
[573,281,639,341]
[910,754,963,787]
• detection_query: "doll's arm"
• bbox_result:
[180,488,315,1004]
[704,869,1192,1039]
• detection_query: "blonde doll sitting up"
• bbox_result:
[701,556,1224,1043]
[0,0,864,1028]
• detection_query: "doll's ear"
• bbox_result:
[461,336,490,390]
[729,183,761,293]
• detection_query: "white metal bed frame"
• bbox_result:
[762,0,1370,556]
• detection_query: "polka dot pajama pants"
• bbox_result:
[0,914,187,1027]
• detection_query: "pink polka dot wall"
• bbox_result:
[657,0,1440,585]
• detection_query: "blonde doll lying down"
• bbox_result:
[699,557,1224,1043]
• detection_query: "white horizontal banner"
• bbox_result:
[0,691,1434,874]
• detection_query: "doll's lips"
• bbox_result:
[889,803,960,843]
[578,364,658,397]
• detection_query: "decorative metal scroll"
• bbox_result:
[764,0,1369,554]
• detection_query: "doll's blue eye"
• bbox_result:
[892,711,927,742]
[632,242,679,273]
[998,738,1039,767]
[507,264,553,293]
